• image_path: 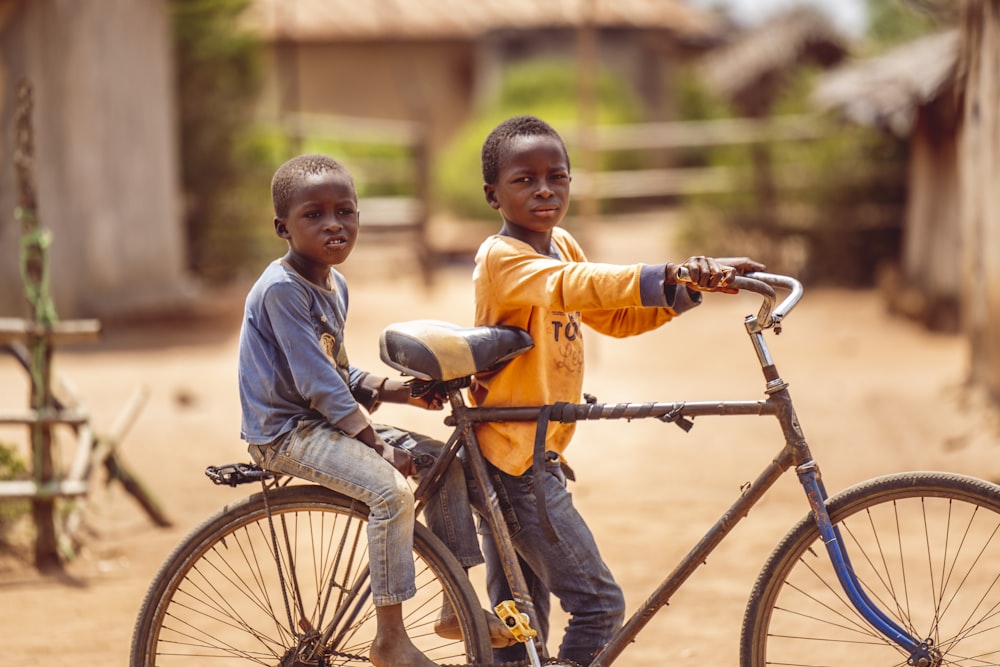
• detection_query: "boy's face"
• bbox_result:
[275,170,359,281]
[485,134,571,236]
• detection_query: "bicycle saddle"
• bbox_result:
[379,320,533,381]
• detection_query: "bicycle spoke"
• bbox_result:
[132,486,491,665]
[743,473,1000,667]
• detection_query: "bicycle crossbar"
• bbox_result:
[460,399,777,425]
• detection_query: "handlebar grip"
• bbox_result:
[673,267,775,300]
[672,268,804,331]
[729,274,776,300]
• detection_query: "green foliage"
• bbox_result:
[295,139,416,199]
[675,67,734,121]
[0,443,29,543]
[864,0,954,52]
[170,0,276,282]
[675,67,908,286]
[433,59,645,222]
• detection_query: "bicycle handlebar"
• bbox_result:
[676,269,803,333]
[749,272,804,325]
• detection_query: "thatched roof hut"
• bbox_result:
[700,6,849,115]
[241,0,722,154]
[812,30,960,136]
[243,0,717,41]
[813,30,963,331]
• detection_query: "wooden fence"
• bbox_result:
[571,114,828,203]
[274,113,900,284]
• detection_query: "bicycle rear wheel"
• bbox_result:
[741,471,1000,667]
[131,484,491,666]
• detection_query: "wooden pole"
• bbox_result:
[958,0,1000,404]
[576,0,600,244]
[13,79,62,571]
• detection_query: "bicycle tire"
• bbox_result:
[741,471,1000,667]
[130,483,492,666]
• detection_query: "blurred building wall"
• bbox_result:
[0,0,189,320]
[265,39,474,152]
[259,30,684,157]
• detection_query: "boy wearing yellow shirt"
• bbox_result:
[470,115,764,665]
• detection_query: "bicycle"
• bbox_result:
[130,272,1000,667]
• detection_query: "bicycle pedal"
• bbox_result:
[494,600,537,642]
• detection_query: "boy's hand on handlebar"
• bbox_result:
[382,378,445,410]
[667,256,766,294]
[407,390,445,410]
[715,257,766,276]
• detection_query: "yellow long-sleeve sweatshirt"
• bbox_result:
[471,227,701,475]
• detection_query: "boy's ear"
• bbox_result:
[274,217,290,239]
[483,184,501,210]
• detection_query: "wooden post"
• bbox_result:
[412,124,433,287]
[576,0,600,244]
[13,79,62,571]
[958,1,1000,404]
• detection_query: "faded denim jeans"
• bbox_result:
[469,452,626,666]
[250,418,482,606]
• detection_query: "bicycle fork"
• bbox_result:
[796,462,940,667]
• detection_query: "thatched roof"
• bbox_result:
[700,7,849,115]
[243,0,718,42]
[812,29,959,136]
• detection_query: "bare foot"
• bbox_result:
[371,604,437,667]
[370,634,436,667]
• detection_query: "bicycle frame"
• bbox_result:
[411,273,937,667]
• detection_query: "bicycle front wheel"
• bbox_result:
[741,471,1000,667]
[131,484,491,666]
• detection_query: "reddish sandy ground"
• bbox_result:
[1,216,997,666]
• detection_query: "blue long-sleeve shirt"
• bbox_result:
[239,260,372,445]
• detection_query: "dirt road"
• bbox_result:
[1,217,996,666]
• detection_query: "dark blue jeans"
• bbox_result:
[468,452,626,665]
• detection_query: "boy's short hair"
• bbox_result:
[271,153,354,218]
[481,115,570,186]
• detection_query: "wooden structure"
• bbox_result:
[0,0,187,320]
[812,5,1000,408]
[242,0,720,156]
[699,7,850,231]
[241,0,723,279]
[572,114,828,202]
[0,327,98,571]
[700,7,849,117]
[958,1,1000,406]
[813,30,961,331]
[3,80,169,571]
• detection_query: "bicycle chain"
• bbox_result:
[439,660,583,667]
[324,650,582,667]
[449,661,583,667]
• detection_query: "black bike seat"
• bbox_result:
[379,320,533,381]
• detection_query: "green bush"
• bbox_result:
[433,59,646,222]
[674,67,908,286]
[171,0,274,282]
[0,443,29,545]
